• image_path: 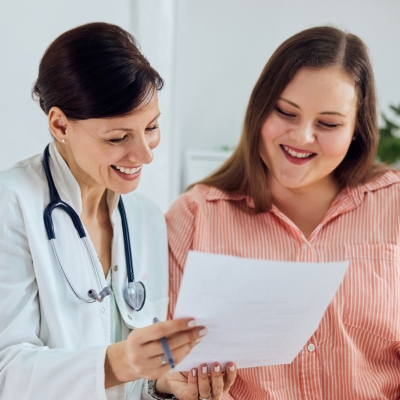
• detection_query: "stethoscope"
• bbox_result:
[42,144,145,311]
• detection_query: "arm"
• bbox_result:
[0,185,204,399]
[0,185,109,400]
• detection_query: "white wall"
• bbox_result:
[173,0,400,158]
[130,1,179,211]
[0,0,176,212]
[0,0,130,167]
[1,1,399,210]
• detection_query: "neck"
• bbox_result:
[55,141,109,219]
[270,176,340,239]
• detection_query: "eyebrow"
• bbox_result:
[279,98,347,117]
[103,112,161,134]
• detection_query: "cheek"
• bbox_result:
[320,133,353,160]
[260,116,287,145]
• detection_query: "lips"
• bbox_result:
[111,165,142,175]
[280,145,317,165]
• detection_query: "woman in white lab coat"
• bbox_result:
[0,23,236,400]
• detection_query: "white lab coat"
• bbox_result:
[0,143,168,400]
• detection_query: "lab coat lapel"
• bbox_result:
[111,196,154,329]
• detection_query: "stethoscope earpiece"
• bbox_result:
[88,287,112,302]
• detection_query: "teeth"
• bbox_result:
[283,146,313,159]
[114,165,142,175]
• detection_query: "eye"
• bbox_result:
[319,121,341,129]
[146,125,159,132]
[275,107,295,118]
[109,135,128,144]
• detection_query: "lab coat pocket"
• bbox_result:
[147,297,169,321]
[343,244,400,341]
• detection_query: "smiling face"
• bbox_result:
[259,66,358,197]
[52,93,160,195]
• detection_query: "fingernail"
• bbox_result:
[202,366,208,374]
[196,338,202,344]
[192,368,197,377]
[199,328,208,337]
[187,319,197,328]
[229,365,235,372]
[214,365,220,373]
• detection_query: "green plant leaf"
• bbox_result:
[382,113,400,130]
[377,135,400,164]
[389,104,400,116]
[379,127,393,139]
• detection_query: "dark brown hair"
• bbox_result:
[32,22,163,119]
[197,26,388,213]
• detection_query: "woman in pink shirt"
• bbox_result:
[167,26,400,399]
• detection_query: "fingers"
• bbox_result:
[186,368,200,399]
[210,363,225,399]
[147,340,201,370]
[222,362,237,393]
[198,362,237,400]
[198,364,212,399]
[144,326,207,357]
[137,318,200,343]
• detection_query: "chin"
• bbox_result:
[117,182,140,195]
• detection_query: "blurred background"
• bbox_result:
[0,0,399,212]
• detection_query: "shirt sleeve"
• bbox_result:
[165,192,197,320]
[0,183,109,400]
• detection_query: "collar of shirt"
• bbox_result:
[204,170,400,237]
[47,142,120,221]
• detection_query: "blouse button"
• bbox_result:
[307,343,315,352]
[301,243,307,250]
[113,265,118,271]
[101,307,105,313]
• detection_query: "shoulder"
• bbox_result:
[0,153,44,198]
[121,191,166,232]
[348,170,400,211]
[166,184,214,219]
[170,184,241,209]
[358,170,400,195]
[168,184,251,217]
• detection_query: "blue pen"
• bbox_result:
[153,317,175,368]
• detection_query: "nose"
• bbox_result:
[127,133,156,165]
[289,121,315,145]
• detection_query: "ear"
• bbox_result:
[48,107,69,143]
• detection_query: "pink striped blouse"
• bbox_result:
[166,171,400,400]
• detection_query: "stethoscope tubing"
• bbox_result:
[42,144,143,308]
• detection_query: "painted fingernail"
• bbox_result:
[214,365,220,373]
[229,365,235,372]
[199,328,208,337]
[202,366,208,374]
[192,368,197,377]
[187,319,197,328]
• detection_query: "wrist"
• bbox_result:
[148,379,176,399]
[155,375,171,394]
[105,341,139,388]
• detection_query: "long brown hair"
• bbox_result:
[196,26,387,213]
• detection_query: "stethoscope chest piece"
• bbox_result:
[123,281,146,311]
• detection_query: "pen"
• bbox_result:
[153,317,175,368]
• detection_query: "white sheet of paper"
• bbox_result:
[173,251,348,371]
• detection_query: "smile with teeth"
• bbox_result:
[282,145,315,159]
[112,165,142,175]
